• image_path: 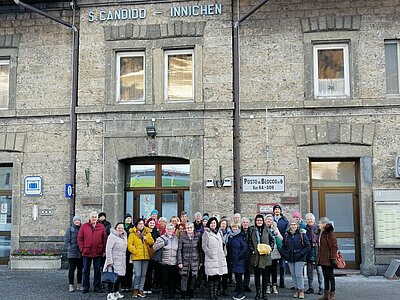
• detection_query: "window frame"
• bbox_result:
[0,58,10,110]
[164,49,195,102]
[115,51,146,104]
[313,43,350,99]
[384,40,400,96]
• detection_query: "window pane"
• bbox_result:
[184,190,191,219]
[312,190,320,222]
[162,193,178,222]
[325,193,354,232]
[167,52,193,100]
[119,55,144,102]
[139,194,155,219]
[162,164,190,187]
[337,238,356,261]
[0,236,11,259]
[128,165,155,187]
[125,191,134,217]
[317,48,345,96]
[0,61,9,108]
[0,195,12,231]
[385,43,399,94]
[311,161,356,187]
[0,167,12,190]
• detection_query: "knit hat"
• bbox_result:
[273,204,282,212]
[124,213,132,223]
[98,212,106,218]
[203,215,209,221]
[292,211,302,219]
[73,215,81,222]
[150,209,158,216]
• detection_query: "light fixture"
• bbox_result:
[146,118,157,138]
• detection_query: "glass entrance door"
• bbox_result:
[311,161,361,269]
[0,166,12,265]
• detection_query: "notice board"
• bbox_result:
[374,189,400,248]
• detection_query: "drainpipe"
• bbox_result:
[14,0,79,223]
[233,0,270,213]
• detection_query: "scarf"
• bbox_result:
[256,226,264,244]
[308,224,317,246]
[136,228,145,240]
[229,230,241,238]
[210,228,219,234]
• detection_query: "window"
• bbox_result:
[313,44,350,98]
[164,49,194,101]
[385,40,400,95]
[116,52,145,103]
[0,59,10,109]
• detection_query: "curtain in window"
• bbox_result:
[167,54,193,100]
[119,56,144,101]
[317,49,345,96]
[385,43,399,94]
[0,63,9,108]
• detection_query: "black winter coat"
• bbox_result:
[282,229,311,263]
[178,232,202,276]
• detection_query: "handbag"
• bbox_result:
[336,251,346,269]
[151,236,166,262]
[101,266,119,284]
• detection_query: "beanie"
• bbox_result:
[73,215,81,222]
[150,209,159,216]
[292,211,302,219]
[98,212,106,218]
[273,205,282,212]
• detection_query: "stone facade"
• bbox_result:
[0,0,400,274]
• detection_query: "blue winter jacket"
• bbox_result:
[227,232,248,274]
[273,215,289,237]
[282,229,311,263]
[64,224,81,259]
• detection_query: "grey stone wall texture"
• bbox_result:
[0,0,399,274]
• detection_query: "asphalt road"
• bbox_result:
[0,266,399,299]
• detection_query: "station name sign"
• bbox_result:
[88,3,222,22]
[242,175,285,193]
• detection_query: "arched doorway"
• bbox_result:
[123,157,190,221]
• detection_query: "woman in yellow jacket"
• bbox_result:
[128,218,154,298]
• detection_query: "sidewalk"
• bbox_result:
[1,266,399,299]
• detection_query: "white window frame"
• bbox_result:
[164,49,194,102]
[384,40,400,96]
[313,43,350,98]
[116,51,145,103]
[0,59,10,110]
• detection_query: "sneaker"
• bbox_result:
[233,292,245,300]
[143,291,152,294]
[305,288,314,294]
[272,286,278,294]
[114,291,125,298]
[266,286,271,294]
[77,284,84,291]
[69,284,74,292]
[108,293,118,300]
[138,290,146,298]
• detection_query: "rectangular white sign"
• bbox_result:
[242,175,285,192]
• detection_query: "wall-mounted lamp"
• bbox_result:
[85,168,90,187]
[146,118,157,138]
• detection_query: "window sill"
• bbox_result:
[305,98,362,108]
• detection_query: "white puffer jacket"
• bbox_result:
[104,228,127,276]
[202,228,228,276]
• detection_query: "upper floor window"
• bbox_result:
[116,52,145,103]
[384,40,400,95]
[0,59,10,109]
[164,49,194,101]
[313,44,350,98]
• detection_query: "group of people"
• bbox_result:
[64,206,339,300]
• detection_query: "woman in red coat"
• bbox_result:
[317,217,338,300]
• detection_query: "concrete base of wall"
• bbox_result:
[10,256,62,270]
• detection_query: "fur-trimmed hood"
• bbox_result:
[316,223,334,234]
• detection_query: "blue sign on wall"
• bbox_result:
[65,184,73,198]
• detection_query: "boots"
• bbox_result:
[181,291,187,299]
[261,283,268,300]
[293,289,299,298]
[298,289,305,299]
[132,289,139,298]
[208,282,213,299]
[255,289,261,300]
[213,281,219,300]
[329,291,336,300]
[318,290,330,300]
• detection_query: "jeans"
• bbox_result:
[321,265,335,292]
[306,262,324,289]
[288,261,305,290]
[160,264,178,298]
[108,276,121,293]
[279,258,286,285]
[266,259,278,286]
[133,260,149,291]
[68,258,83,285]
[82,256,102,291]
